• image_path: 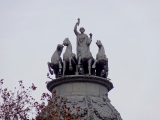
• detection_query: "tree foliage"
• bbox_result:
[0,79,39,119]
[36,91,85,120]
[0,79,85,120]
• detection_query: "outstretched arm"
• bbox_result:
[74,18,80,36]
[89,33,92,39]
[87,33,92,45]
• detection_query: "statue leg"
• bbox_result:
[104,61,109,78]
[71,57,76,65]
[88,59,92,76]
[77,56,82,69]
[69,57,73,71]
[71,57,77,74]
[47,62,53,75]
[58,61,62,77]
[62,60,66,76]
[92,60,98,68]
[78,56,81,65]
[59,61,62,69]
[101,69,106,78]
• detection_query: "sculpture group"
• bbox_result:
[48,19,109,78]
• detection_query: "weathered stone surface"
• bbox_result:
[46,76,122,120]
[47,75,113,95]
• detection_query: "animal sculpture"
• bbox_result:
[63,38,77,76]
[92,40,109,78]
[47,44,63,78]
[77,34,94,75]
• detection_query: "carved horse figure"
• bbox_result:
[77,34,94,75]
[47,44,64,78]
[63,38,77,76]
[92,40,109,78]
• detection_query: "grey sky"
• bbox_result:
[0,0,160,119]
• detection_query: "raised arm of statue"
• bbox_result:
[89,33,92,39]
[74,18,80,36]
[87,33,92,46]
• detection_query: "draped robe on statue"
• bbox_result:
[76,33,92,60]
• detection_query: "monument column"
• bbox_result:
[46,76,122,120]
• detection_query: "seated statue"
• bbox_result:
[47,44,64,78]
[80,34,95,75]
[63,38,77,76]
[92,40,109,78]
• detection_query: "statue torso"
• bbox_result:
[77,33,88,57]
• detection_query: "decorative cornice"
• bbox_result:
[46,75,114,92]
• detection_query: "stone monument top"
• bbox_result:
[44,19,123,120]
[48,18,109,79]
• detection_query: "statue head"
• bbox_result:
[79,27,85,33]
[96,40,102,48]
[63,38,70,46]
[57,44,64,52]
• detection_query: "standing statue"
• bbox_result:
[92,40,109,78]
[63,38,77,76]
[47,44,64,78]
[74,18,94,75]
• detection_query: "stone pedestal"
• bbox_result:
[47,75,122,120]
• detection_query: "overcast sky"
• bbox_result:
[0,0,160,119]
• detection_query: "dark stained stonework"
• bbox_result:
[92,40,109,78]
